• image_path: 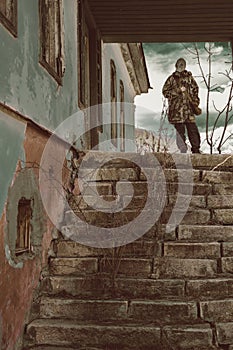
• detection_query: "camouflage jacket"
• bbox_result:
[162,70,200,124]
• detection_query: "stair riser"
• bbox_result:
[56,240,160,258]
[25,322,215,349]
[49,258,98,276]
[40,299,198,324]
[42,277,185,300]
[26,324,162,349]
[49,257,222,279]
[178,225,233,242]
[153,258,217,279]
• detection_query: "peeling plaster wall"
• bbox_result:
[0,120,65,350]
[0,0,79,130]
[0,0,139,152]
[0,111,26,219]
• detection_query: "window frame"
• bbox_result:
[78,0,90,109]
[119,80,125,151]
[0,0,17,37]
[96,37,103,132]
[39,0,64,85]
[110,59,117,147]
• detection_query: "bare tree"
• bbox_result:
[157,98,173,153]
[183,42,233,154]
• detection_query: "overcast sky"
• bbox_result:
[135,42,232,134]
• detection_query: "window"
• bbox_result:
[78,0,89,108]
[89,32,103,145]
[16,198,32,254]
[96,37,103,130]
[39,0,64,84]
[110,60,117,146]
[0,0,17,37]
[119,80,125,151]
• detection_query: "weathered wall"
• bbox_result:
[0,0,78,131]
[0,1,140,150]
[0,111,26,216]
[0,111,69,350]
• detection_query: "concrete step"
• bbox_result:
[160,208,211,225]
[25,319,162,349]
[152,258,217,279]
[77,150,233,171]
[167,182,212,195]
[39,297,198,324]
[42,275,233,301]
[49,257,98,276]
[49,257,154,277]
[163,242,221,259]
[76,165,233,185]
[168,194,206,209]
[178,225,233,242]
[41,276,185,299]
[186,278,233,300]
[23,347,78,350]
[25,319,215,349]
[99,257,153,277]
[96,180,212,196]
[55,239,159,258]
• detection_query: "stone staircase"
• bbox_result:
[22,153,233,350]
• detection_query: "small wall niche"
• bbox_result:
[15,197,32,255]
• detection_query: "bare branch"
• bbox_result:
[211,155,233,171]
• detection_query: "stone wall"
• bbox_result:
[22,151,233,349]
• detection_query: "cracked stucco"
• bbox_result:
[0,111,26,218]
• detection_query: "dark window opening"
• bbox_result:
[110,60,117,147]
[39,0,64,84]
[96,37,103,131]
[78,0,90,108]
[0,0,17,37]
[120,80,125,151]
[16,198,32,255]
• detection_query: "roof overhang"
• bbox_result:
[87,0,233,43]
[120,43,151,94]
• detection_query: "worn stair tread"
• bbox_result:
[21,154,233,350]
[163,242,221,259]
[41,275,233,302]
[23,347,79,350]
[26,319,162,345]
[49,257,154,278]
[178,224,233,242]
[28,318,210,327]
[26,319,215,349]
[55,239,158,258]
[28,318,158,327]
[44,275,233,282]
[39,296,199,322]
[41,275,186,299]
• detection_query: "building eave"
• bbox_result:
[120,43,151,95]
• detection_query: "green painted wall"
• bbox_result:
[0,0,78,130]
[0,111,26,217]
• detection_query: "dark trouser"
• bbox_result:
[174,122,201,153]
